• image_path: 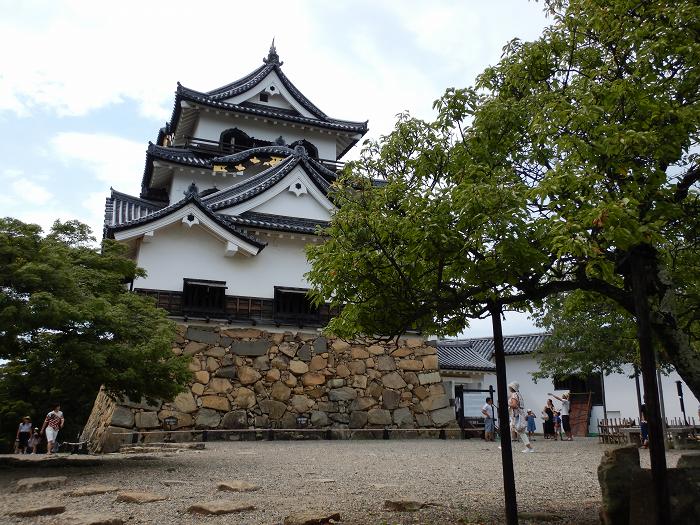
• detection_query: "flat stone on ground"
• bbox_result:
[384,499,426,511]
[115,491,167,503]
[10,504,66,517]
[14,476,67,492]
[283,510,342,525]
[187,500,256,515]
[217,480,261,492]
[67,484,119,496]
[161,480,190,486]
[54,512,124,525]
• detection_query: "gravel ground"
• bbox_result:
[0,437,688,524]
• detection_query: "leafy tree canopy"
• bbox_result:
[0,218,190,449]
[308,0,700,398]
[531,291,639,380]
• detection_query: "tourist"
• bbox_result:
[508,381,534,453]
[28,428,41,454]
[543,399,555,439]
[40,404,64,455]
[553,411,562,440]
[549,392,573,441]
[526,409,536,440]
[481,397,497,442]
[15,416,32,454]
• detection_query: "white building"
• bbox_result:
[437,334,699,435]
[104,43,367,326]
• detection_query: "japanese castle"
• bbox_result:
[104,43,368,327]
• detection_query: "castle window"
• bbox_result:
[273,287,320,325]
[183,278,226,317]
[220,128,255,153]
[259,93,269,102]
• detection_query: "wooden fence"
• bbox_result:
[597,417,698,444]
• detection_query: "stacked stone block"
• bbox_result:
[82,324,456,452]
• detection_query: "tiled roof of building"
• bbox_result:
[104,184,265,252]
[203,148,335,211]
[170,45,366,137]
[174,85,368,133]
[222,212,328,235]
[436,333,548,371]
[147,143,212,168]
[105,189,165,229]
[436,342,496,372]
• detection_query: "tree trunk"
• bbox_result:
[650,308,700,402]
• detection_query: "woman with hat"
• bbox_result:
[15,416,32,454]
[549,392,573,440]
[508,381,534,453]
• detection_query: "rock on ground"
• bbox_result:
[217,480,261,492]
[283,511,341,525]
[14,476,68,493]
[384,499,427,511]
[54,513,124,525]
[187,500,256,515]
[114,491,167,503]
[9,504,66,517]
[66,485,119,496]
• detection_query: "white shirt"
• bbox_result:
[560,399,570,416]
[18,422,32,432]
[482,403,496,420]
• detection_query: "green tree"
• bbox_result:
[307,0,700,399]
[531,291,639,380]
[0,218,190,450]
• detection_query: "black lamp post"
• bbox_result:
[676,381,688,426]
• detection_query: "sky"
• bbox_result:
[0,0,551,337]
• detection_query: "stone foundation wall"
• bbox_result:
[82,324,457,452]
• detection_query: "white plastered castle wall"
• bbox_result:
[216,165,335,221]
[475,355,700,434]
[168,168,233,203]
[226,70,312,116]
[133,222,315,297]
[192,112,338,160]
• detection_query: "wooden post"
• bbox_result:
[628,248,670,524]
[489,301,518,525]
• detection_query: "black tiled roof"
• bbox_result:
[204,150,335,211]
[148,143,212,168]
[204,45,329,121]
[221,211,328,235]
[436,333,548,372]
[168,46,368,145]
[211,145,297,165]
[175,85,368,133]
[105,189,165,231]
[105,187,265,252]
[204,156,299,210]
[436,343,496,372]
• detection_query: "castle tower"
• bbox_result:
[84,45,454,451]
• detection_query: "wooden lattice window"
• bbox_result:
[183,278,227,316]
[273,287,320,325]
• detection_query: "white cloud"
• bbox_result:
[82,190,110,239]
[0,0,548,137]
[10,179,53,205]
[49,132,145,195]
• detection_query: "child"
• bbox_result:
[525,409,536,440]
[553,411,562,440]
[28,428,41,454]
